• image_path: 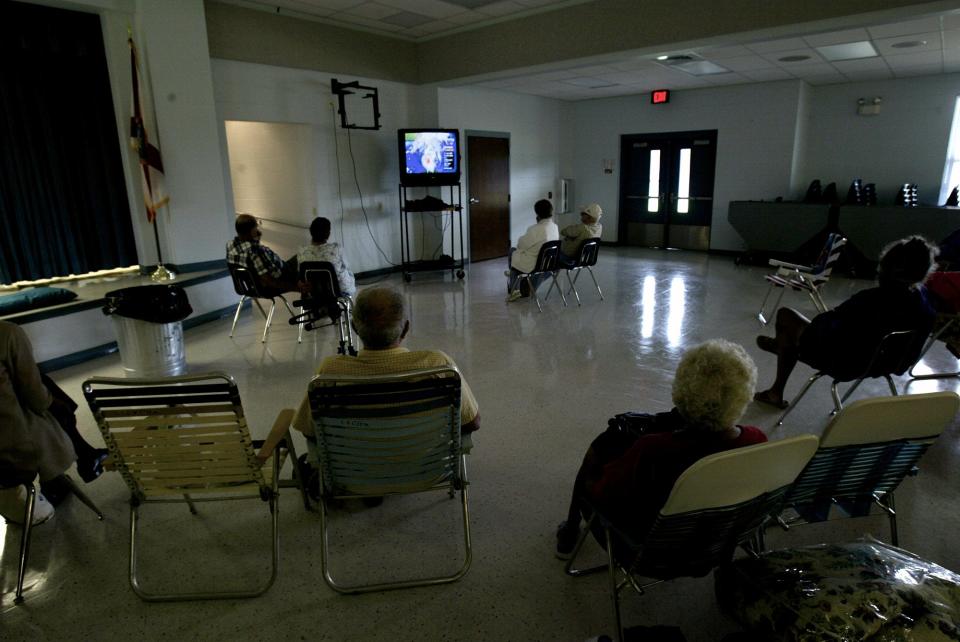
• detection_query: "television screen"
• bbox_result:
[398,129,460,186]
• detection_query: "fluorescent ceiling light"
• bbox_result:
[815,41,878,61]
[891,40,928,49]
[656,55,669,60]
[674,60,730,75]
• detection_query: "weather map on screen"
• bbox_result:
[404,131,458,175]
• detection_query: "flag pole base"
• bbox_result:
[149,264,176,282]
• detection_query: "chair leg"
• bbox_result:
[808,286,828,314]
[564,513,606,577]
[61,475,104,520]
[544,275,557,301]
[528,277,544,313]
[14,483,37,604]
[776,372,824,426]
[605,526,624,642]
[884,375,899,396]
[586,267,603,301]
[566,270,582,307]
[281,435,311,512]
[757,282,781,324]
[880,492,898,546]
[262,301,277,343]
[183,493,198,515]
[229,296,247,337]
[553,272,568,308]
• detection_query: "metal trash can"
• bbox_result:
[103,285,193,377]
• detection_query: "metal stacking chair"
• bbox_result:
[547,237,602,306]
[757,233,846,324]
[1,468,103,604]
[775,392,958,546]
[307,367,471,594]
[227,263,297,343]
[512,240,566,312]
[908,314,960,380]
[564,435,818,642]
[776,329,928,426]
[288,261,356,355]
[82,372,306,602]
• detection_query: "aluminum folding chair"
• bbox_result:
[227,263,297,343]
[564,435,818,642]
[776,392,958,546]
[776,328,928,426]
[512,240,566,312]
[547,237,602,306]
[288,260,356,354]
[307,366,471,594]
[82,372,306,601]
[758,233,846,324]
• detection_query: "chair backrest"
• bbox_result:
[636,435,819,579]
[574,238,601,268]
[82,373,266,502]
[864,329,928,378]
[787,392,959,507]
[810,233,846,282]
[228,263,261,298]
[307,367,463,498]
[532,240,562,273]
[299,261,343,305]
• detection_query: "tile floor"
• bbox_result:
[3,247,959,641]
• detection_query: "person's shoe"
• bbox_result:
[556,520,581,560]
[39,475,73,507]
[755,335,778,355]
[0,486,55,526]
[503,270,512,277]
[506,290,523,303]
[76,448,109,483]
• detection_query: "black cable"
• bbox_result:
[330,103,346,246]
[346,128,398,266]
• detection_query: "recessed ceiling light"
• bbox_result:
[778,54,811,62]
[891,40,927,49]
[815,41,878,61]
[656,55,669,60]
[674,60,730,75]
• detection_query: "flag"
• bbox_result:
[129,37,168,224]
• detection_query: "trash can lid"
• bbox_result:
[103,284,193,323]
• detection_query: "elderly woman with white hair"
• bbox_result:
[555,339,767,558]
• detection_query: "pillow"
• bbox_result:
[0,287,78,316]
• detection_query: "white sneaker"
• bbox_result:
[505,290,523,303]
[0,485,55,526]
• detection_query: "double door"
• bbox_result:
[618,130,717,250]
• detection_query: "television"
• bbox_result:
[398,129,461,187]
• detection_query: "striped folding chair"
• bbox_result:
[775,392,959,546]
[564,435,819,642]
[757,233,847,324]
[307,366,471,594]
[82,372,305,601]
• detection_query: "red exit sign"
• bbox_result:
[651,89,670,104]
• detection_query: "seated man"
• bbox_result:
[296,216,356,297]
[286,287,479,491]
[225,213,299,294]
[0,321,107,524]
[506,199,559,302]
[555,339,766,558]
[559,203,602,262]
[754,236,937,408]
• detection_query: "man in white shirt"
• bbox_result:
[506,199,559,302]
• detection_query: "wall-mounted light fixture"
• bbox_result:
[857,96,882,116]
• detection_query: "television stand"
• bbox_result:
[398,184,465,283]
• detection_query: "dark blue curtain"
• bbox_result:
[0,0,138,283]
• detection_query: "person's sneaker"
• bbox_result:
[0,486,55,526]
[77,448,109,483]
[556,520,581,560]
[503,270,512,277]
[506,290,523,303]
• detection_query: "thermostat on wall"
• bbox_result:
[651,89,670,104]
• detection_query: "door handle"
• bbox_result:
[469,198,480,204]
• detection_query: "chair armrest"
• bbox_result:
[256,408,295,465]
[768,259,813,272]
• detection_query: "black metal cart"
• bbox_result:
[398,184,466,282]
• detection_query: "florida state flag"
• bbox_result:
[129,37,168,224]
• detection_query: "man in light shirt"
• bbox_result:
[506,199,559,302]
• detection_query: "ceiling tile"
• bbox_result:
[380,10,434,27]
[377,0,465,18]
[787,63,838,77]
[442,0,499,8]
[715,55,775,72]
[572,64,621,76]
[803,74,847,85]
[563,76,615,88]
[703,73,748,86]
[475,0,525,16]
[697,44,753,59]
[746,37,809,54]
[444,9,488,24]
[892,66,941,78]
[412,19,457,34]
[841,67,893,81]
[944,48,960,64]
[873,31,942,56]
[739,68,793,81]
[513,0,564,6]
[884,50,943,68]
[331,13,406,30]
[279,0,360,10]
[762,48,823,65]
[942,29,960,50]
[523,69,582,82]
[867,16,942,39]
[944,12,960,31]
[802,28,870,47]
[596,71,649,84]
[609,59,658,72]
[342,2,400,19]
[832,57,890,73]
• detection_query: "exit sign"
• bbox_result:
[651,89,670,104]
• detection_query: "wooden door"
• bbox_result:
[467,136,510,262]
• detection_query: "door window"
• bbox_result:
[676,148,691,214]
[647,149,661,213]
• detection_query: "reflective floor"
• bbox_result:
[3,247,960,641]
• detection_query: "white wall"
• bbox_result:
[211,59,422,272]
[801,73,960,205]
[437,87,562,248]
[562,80,805,251]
